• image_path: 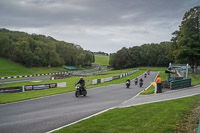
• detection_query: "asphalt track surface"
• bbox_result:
[0,72,158,133]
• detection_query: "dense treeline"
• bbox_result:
[109,42,172,69]
[170,6,200,73]
[110,6,200,71]
[93,51,109,56]
[0,29,94,67]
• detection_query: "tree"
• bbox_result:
[109,47,129,69]
[172,6,200,73]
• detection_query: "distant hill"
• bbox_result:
[0,28,94,67]
[0,57,65,77]
[94,55,109,66]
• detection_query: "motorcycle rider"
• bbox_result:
[147,69,150,75]
[139,78,143,87]
[77,77,86,91]
[126,78,131,84]
[144,73,147,78]
[135,78,138,85]
[126,78,131,88]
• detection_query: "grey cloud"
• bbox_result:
[1,0,195,27]
[0,0,199,53]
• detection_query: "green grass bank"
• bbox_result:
[0,57,65,77]
[94,55,109,66]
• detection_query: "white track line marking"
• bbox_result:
[120,93,200,108]
[46,107,115,133]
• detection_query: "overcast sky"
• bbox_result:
[0,0,199,53]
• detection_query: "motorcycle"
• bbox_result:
[135,79,138,85]
[139,81,143,87]
[144,73,147,78]
[126,81,130,88]
[75,84,87,97]
[139,79,143,87]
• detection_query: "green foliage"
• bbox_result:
[171,6,200,72]
[0,28,94,67]
[55,95,200,133]
[94,55,109,66]
[110,42,172,69]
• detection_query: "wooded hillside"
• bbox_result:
[0,29,94,67]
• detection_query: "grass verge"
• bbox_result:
[140,85,155,95]
[55,94,200,133]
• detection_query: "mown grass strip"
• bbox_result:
[55,94,200,133]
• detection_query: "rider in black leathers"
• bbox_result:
[135,78,138,85]
[139,78,143,87]
[126,78,131,83]
[77,77,86,91]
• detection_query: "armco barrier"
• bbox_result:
[170,78,191,89]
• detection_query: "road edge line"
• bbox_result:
[46,107,115,133]
[120,93,200,108]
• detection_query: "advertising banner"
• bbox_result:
[24,83,57,91]
[24,85,33,91]
[92,79,97,85]
[101,78,105,83]
[33,84,50,90]
[0,87,22,94]
[57,82,66,87]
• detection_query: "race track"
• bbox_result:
[0,72,158,133]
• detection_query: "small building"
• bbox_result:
[64,66,77,70]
